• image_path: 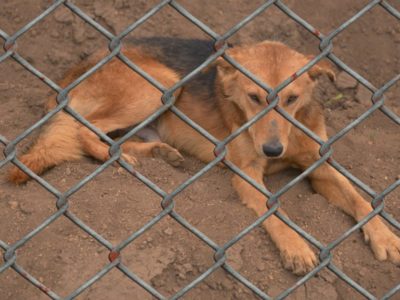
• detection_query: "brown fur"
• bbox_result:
[8,40,400,275]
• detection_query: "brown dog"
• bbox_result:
[8,39,400,275]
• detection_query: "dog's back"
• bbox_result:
[126,38,219,100]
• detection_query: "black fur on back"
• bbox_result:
[125,37,219,99]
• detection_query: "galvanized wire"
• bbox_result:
[1,0,399,299]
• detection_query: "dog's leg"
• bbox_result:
[8,113,83,184]
[78,119,138,166]
[122,141,184,167]
[292,142,400,265]
[289,104,400,264]
[232,162,318,275]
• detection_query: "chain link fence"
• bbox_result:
[0,0,399,299]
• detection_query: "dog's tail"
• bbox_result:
[8,113,83,184]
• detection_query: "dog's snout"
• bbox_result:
[262,141,283,157]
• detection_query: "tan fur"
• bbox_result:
[8,41,400,275]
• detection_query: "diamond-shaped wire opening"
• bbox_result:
[9,5,110,83]
[0,180,56,245]
[71,0,166,35]
[0,2,50,34]
[223,228,300,298]
[121,215,219,298]
[75,267,158,300]
[67,165,164,242]
[223,3,322,50]
[14,215,112,297]
[319,104,399,195]
[0,58,54,142]
[174,0,273,35]
[172,164,252,244]
[331,4,400,87]
[283,0,371,34]
[122,5,217,79]
[330,230,400,299]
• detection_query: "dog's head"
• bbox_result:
[213,41,335,158]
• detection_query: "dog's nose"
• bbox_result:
[262,141,283,157]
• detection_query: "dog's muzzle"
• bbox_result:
[262,140,283,157]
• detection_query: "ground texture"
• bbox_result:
[0,1,399,299]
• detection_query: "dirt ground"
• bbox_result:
[0,0,399,299]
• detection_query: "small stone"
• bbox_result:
[257,263,265,272]
[182,263,193,273]
[221,278,234,290]
[164,228,173,236]
[335,71,358,89]
[97,247,106,253]
[19,202,34,215]
[8,200,18,210]
[50,29,60,38]
[355,85,372,104]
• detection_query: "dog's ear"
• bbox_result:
[307,57,336,82]
[203,57,238,77]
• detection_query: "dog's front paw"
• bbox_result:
[152,143,184,167]
[364,224,400,265]
[280,240,318,275]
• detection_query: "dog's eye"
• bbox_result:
[249,93,262,104]
[286,95,298,106]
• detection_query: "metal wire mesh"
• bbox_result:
[1,0,399,299]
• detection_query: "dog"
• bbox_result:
[8,38,400,275]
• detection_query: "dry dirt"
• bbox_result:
[0,0,399,299]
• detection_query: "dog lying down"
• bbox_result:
[8,38,400,275]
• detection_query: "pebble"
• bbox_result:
[164,228,173,236]
[335,71,358,89]
[355,85,372,104]
[8,200,18,210]
[257,263,265,272]
[19,202,34,215]
[182,263,193,272]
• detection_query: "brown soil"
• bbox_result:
[0,1,399,299]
